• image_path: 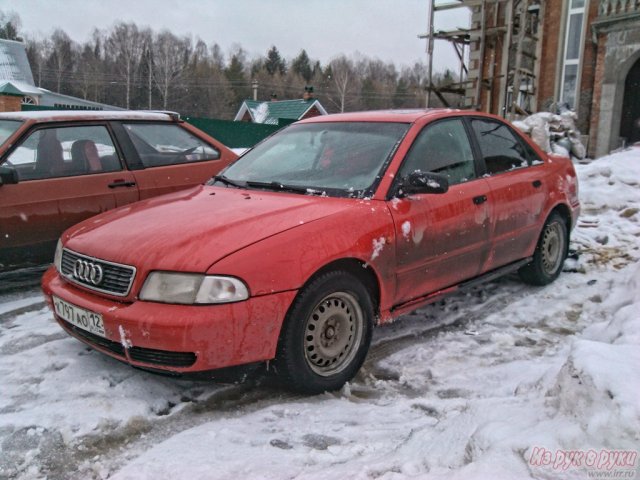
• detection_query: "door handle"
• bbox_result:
[532,180,542,188]
[473,195,487,205]
[108,180,137,188]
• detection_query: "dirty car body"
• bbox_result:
[0,110,237,269]
[42,109,580,393]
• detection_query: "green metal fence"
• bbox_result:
[184,116,294,149]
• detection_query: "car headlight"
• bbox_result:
[139,272,249,304]
[54,239,63,272]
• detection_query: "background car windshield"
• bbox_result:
[0,120,22,148]
[221,122,409,195]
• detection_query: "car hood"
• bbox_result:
[63,185,352,273]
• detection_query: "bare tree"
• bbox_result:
[107,22,145,109]
[151,31,191,110]
[25,37,51,88]
[328,55,356,113]
[48,29,74,93]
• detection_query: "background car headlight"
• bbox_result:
[139,272,249,304]
[53,239,63,272]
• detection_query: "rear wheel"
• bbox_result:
[275,271,374,394]
[519,212,568,285]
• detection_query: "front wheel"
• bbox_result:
[274,271,374,394]
[519,212,568,285]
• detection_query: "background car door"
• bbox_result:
[0,124,138,260]
[469,118,548,270]
[114,122,230,200]
[389,118,492,306]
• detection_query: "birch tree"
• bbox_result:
[107,22,145,109]
[151,30,191,110]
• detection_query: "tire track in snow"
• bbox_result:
[39,279,533,479]
[50,382,304,480]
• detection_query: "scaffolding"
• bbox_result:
[418,0,543,119]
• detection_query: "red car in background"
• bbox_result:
[42,109,580,394]
[0,111,237,269]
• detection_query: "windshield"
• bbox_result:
[218,122,409,197]
[0,120,22,148]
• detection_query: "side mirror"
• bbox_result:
[0,165,18,186]
[400,171,449,196]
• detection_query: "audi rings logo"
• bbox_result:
[73,259,104,285]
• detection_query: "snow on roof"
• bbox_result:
[234,98,328,124]
[0,39,35,85]
[0,110,177,122]
[36,88,123,110]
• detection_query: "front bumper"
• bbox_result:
[42,267,297,373]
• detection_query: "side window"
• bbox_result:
[5,125,122,181]
[123,123,220,168]
[398,119,476,185]
[471,119,531,174]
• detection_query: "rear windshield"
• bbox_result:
[0,120,22,147]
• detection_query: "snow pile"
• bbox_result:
[553,261,640,443]
[551,261,640,441]
[513,111,586,159]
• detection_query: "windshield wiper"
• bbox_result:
[211,175,246,188]
[245,180,319,195]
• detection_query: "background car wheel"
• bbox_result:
[519,212,568,286]
[274,270,374,394]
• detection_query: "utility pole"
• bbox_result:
[252,79,258,101]
[425,0,435,108]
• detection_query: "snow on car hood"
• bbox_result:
[63,185,351,273]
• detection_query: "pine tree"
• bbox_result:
[292,49,312,82]
[265,46,286,76]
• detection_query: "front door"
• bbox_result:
[0,124,138,263]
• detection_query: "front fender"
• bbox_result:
[208,199,397,312]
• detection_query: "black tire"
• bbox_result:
[274,270,374,394]
[519,212,568,286]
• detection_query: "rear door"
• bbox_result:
[389,118,492,305]
[468,117,548,270]
[112,121,235,200]
[0,123,138,259]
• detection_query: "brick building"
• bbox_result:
[427,0,640,157]
[537,0,640,156]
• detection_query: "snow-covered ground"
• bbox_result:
[1,148,639,480]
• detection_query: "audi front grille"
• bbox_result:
[60,249,136,296]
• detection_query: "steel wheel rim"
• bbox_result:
[303,291,364,377]
[541,222,564,275]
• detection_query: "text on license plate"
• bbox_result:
[53,296,105,338]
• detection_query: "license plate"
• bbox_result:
[53,296,105,338]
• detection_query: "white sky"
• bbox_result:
[3,0,470,73]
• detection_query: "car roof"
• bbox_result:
[0,110,179,123]
[296,108,466,124]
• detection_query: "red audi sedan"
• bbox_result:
[42,109,580,393]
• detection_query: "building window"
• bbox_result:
[560,0,587,109]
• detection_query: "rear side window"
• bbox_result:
[471,119,531,175]
[398,118,476,185]
[5,125,121,181]
[0,120,22,146]
[123,124,220,168]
